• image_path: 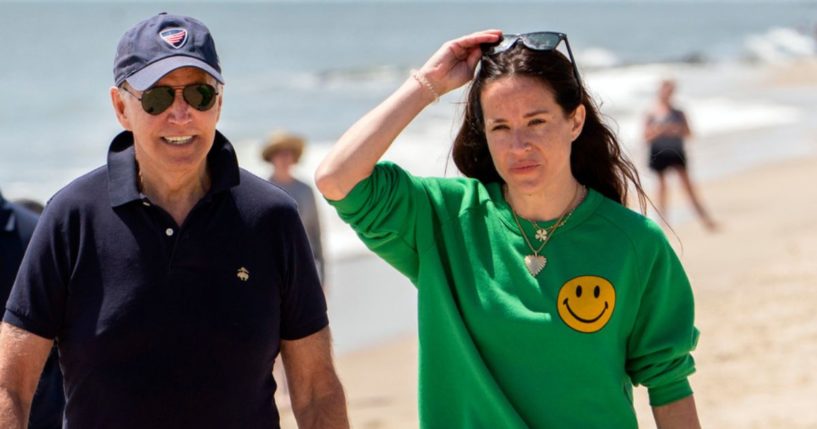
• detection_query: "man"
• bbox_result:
[262,131,325,282]
[0,13,348,429]
[0,193,64,428]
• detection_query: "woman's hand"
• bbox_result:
[416,30,502,97]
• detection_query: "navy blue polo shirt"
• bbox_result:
[4,131,328,429]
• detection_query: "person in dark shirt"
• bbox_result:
[0,13,347,429]
[0,193,64,429]
[644,79,717,230]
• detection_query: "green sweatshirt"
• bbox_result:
[329,162,698,428]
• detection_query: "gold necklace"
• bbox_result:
[526,186,586,241]
[528,217,560,242]
[510,185,585,277]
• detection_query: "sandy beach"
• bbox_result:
[0,4,815,428]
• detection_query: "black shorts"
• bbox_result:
[648,146,686,173]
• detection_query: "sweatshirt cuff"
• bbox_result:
[325,174,372,213]
[648,378,692,406]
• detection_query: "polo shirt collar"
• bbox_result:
[107,130,241,207]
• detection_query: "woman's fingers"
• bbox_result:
[446,29,502,64]
[453,29,503,51]
[422,30,502,94]
[464,45,485,72]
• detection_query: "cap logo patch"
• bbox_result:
[159,28,188,49]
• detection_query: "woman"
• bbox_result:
[316,30,700,428]
[645,79,717,230]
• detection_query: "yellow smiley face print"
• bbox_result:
[557,276,616,333]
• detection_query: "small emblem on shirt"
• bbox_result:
[557,275,616,333]
[236,267,250,282]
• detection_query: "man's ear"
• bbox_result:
[110,86,132,130]
[215,85,223,123]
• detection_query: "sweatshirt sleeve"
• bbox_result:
[327,162,429,283]
[625,222,700,406]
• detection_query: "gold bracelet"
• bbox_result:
[411,69,440,103]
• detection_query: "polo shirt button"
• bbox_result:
[165,228,174,237]
[142,200,151,207]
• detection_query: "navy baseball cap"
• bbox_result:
[114,13,224,91]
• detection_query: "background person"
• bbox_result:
[0,13,347,429]
[0,191,64,429]
[644,79,717,230]
[316,30,700,428]
[262,131,326,283]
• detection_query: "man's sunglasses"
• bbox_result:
[122,83,219,115]
[481,32,582,87]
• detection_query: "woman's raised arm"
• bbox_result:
[314,30,501,201]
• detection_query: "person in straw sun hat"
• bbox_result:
[263,130,326,283]
[263,130,305,164]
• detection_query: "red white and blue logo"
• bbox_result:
[159,28,188,49]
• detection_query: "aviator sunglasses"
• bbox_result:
[122,83,219,115]
[481,32,582,87]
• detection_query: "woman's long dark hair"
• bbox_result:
[452,44,647,211]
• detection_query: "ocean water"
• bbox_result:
[0,2,815,201]
[2,0,816,251]
[1,1,817,349]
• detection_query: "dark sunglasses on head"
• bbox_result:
[481,32,582,87]
[122,83,219,115]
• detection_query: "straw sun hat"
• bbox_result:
[261,130,305,163]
